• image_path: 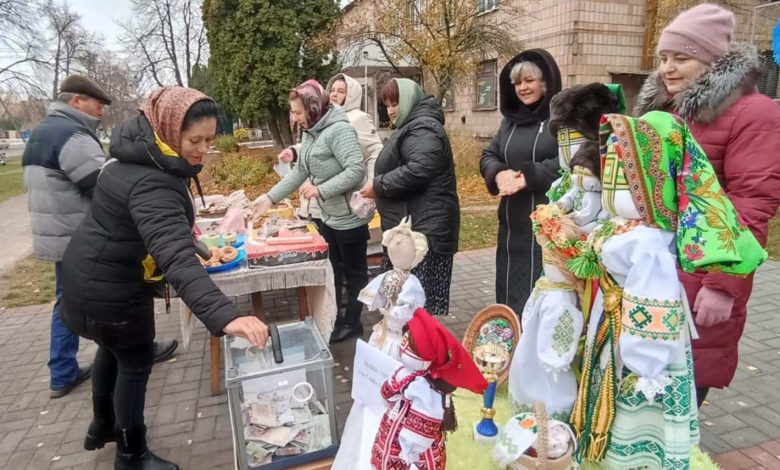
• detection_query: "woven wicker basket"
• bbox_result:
[509,402,574,470]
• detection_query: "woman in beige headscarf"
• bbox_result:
[62,87,268,470]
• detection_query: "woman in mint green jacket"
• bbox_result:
[253,80,370,344]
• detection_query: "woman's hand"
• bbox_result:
[251,194,273,220]
[359,182,376,199]
[496,170,526,196]
[300,183,320,200]
[278,148,294,164]
[694,286,734,328]
[223,316,269,348]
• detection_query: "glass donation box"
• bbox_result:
[224,317,338,469]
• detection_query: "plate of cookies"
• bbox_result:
[200,246,246,274]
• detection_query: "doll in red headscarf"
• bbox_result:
[371,308,488,470]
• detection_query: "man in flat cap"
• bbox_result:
[22,75,178,398]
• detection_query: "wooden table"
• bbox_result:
[176,259,337,396]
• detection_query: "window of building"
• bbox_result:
[477,0,500,14]
[441,87,455,111]
[757,50,779,99]
[475,60,497,109]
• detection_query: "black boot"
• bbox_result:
[329,304,364,344]
[84,393,116,450]
[115,426,179,470]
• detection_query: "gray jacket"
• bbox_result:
[268,106,368,230]
[22,102,105,262]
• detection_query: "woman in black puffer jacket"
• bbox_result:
[62,87,268,470]
[363,78,459,316]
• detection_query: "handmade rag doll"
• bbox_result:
[570,111,767,469]
[333,218,428,469]
[554,140,604,233]
[508,204,586,422]
[546,83,625,234]
[359,216,428,357]
[371,308,488,470]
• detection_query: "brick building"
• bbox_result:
[339,0,780,139]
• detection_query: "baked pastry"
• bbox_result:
[220,246,239,263]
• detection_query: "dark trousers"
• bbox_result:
[696,386,709,408]
[382,250,454,316]
[319,223,369,327]
[92,341,155,429]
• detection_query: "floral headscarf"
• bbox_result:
[142,86,211,155]
[292,79,331,129]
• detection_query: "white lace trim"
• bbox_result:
[635,375,672,403]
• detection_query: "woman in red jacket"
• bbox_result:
[635,3,780,406]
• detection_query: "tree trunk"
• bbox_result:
[277,114,293,147]
[52,39,62,100]
[268,117,284,147]
[267,108,292,147]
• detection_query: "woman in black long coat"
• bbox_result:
[480,49,563,315]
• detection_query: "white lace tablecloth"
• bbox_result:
[176,259,337,347]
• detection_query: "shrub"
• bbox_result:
[214,134,239,153]
[209,152,273,192]
[449,131,484,178]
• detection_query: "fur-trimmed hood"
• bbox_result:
[634,43,762,123]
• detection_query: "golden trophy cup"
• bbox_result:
[472,342,511,445]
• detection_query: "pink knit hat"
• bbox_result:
[657,3,735,64]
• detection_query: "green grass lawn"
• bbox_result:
[0,158,24,203]
[459,212,498,251]
[0,255,56,308]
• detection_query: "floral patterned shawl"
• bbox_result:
[599,111,766,275]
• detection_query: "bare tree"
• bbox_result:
[80,50,144,131]
[0,0,48,98]
[119,0,207,88]
[41,0,83,99]
[331,0,523,100]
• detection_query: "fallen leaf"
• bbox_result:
[40,410,48,415]
[737,401,748,407]
[168,357,177,363]
[186,439,193,445]
[51,456,61,462]
[703,421,714,426]
[747,366,759,371]
[36,442,44,448]
[197,412,204,418]
[343,366,349,372]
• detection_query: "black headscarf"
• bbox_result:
[499,49,562,127]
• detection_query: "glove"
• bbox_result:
[278,148,294,164]
[251,194,273,221]
[693,286,734,328]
